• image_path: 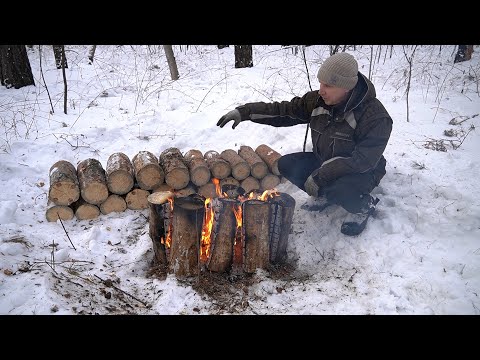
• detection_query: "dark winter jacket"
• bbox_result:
[235,72,393,187]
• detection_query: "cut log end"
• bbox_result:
[107,170,134,195]
[136,165,164,190]
[126,189,150,210]
[75,203,100,220]
[100,194,127,215]
[49,182,80,206]
[81,183,109,205]
[46,205,74,222]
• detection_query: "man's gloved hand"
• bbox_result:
[304,175,320,197]
[217,109,242,129]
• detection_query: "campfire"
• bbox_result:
[148,179,295,278]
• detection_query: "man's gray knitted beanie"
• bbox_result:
[317,52,358,90]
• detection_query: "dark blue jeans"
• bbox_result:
[277,152,379,213]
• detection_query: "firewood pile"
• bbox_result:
[46,144,283,222]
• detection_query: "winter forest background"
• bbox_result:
[0,45,479,315]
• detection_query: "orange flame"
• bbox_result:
[212,178,222,197]
[164,197,174,249]
[200,198,214,262]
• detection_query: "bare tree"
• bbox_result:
[0,45,35,89]
[53,45,68,69]
[88,45,97,64]
[234,45,253,68]
[402,45,418,123]
[60,46,68,114]
[454,45,474,63]
[163,45,179,80]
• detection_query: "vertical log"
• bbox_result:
[268,193,295,264]
[169,195,205,277]
[206,198,236,272]
[242,199,270,273]
[148,191,174,267]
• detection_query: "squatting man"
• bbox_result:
[217,52,393,236]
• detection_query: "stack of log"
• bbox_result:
[46,144,283,222]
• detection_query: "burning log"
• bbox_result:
[242,199,271,273]
[221,149,250,181]
[255,144,282,176]
[125,188,150,210]
[240,176,260,194]
[159,147,190,190]
[46,205,74,222]
[132,151,164,191]
[72,198,100,220]
[147,191,174,267]
[106,152,135,195]
[100,194,127,215]
[77,158,109,205]
[238,145,268,180]
[204,150,231,180]
[206,198,236,272]
[184,149,211,186]
[48,160,80,206]
[268,193,295,263]
[169,195,205,277]
[260,173,281,191]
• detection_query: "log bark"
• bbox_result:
[184,149,211,186]
[174,183,197,198]
[125,188,150,210]
[72,198,100,220]
[169,195,205,277]
[76,158,109,205]
[269,193,295,264]
[242,199,270,273]
[46,205,74,222]
[159,147,190,190]
[106,152,134,195]
[132,151,164,191]
[198,181,217,199]
[48,160,80,206]
[260,173,281,191]
[100,194,127,215]
[238,145,268,179]
[204,150,231,179]
[240,176,260,194]
[255,144,282,176]
[148,191,174,267]
[220,149,250,181]
[206,198,236,272]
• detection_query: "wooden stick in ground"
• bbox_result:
[183,149,211,186]
[159,147,190,190]
[255,144,282,176]
[238,145,268,179]
[48,160,80,206]
[132,151,164,191]
[106,152,135,195]
[220,149,250,181]
[72,198,100,220]
[76,158,109,205]
[46,205,74,222]
[100,194,127,215]
[204,150,231,180]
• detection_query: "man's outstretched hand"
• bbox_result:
[217,109,242,129]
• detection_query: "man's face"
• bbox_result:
[318,82,350,106]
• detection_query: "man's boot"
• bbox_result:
[341,196,379,236]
